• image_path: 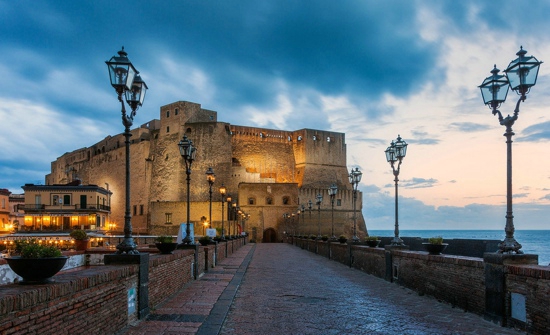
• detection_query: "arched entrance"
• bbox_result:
[263,228,278,243]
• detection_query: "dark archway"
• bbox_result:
[263,228,278,243]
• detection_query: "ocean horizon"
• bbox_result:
[369,229,549,266]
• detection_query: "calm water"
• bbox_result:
[369,230,550,266]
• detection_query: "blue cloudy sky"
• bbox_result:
[2,1,550,230]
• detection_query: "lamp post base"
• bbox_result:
[498,237,523,254]
[115,238,139,254]
[390,237,404,246]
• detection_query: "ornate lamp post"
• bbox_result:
[479,47,542,254]
[300,204,305,236]
[105,47,147,254]
[349,167,362,243]
[328,183,338,240]
[385,136,407,246]
[226,195,232,238]
[205,167,215,229]
[178,135,197,244]
[232,203,238,237]
[316,193,323,239]
[219,184,227,239]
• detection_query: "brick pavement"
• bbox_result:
[121,243,524,335]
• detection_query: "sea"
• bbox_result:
[369,230,550,266]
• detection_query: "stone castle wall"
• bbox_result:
[44,101,365,240]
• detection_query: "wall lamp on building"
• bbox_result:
[220,185,227,239]
[385,135,407,246]
[315,193,323,239]
[205,167,215,229]
[479,47,542,254]
[349,167,362,243]
[105,47,147,254]
[328,183,338,240]
[178,135,197,244]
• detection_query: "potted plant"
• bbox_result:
[309,234,316,240]
[422,236,448,255]
[199,235,211,246]
[6,240,68,284]
[321,235,329,241]
[365,236,381,247]
[69,229,89,251]
[155,235,178,254]
[338,235,348,244]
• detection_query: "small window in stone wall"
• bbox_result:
[248,197,256,205]
[167,126,170,133]
[166,110,170,118]
[175,108,179,115]
[139,204,144,215]
[282,196,290,205]
[133,205,137,216]
[186,127,192,133]
[165,213,172,225]
[337,199,341,206]
[266,197,273,205]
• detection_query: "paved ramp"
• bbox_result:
[123,243,523,335]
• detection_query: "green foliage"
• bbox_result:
[309,234,316,240]
[69,229,88,240]
[428,236,444,245]
[20,240,62,258]
[321,235,329,241]
[365,236,378,241]
[155,235,174,243]
[199,235,211,241]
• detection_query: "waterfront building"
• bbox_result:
[19,181,112,232]
[44,101,365,241]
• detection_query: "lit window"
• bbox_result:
[165,213,172,225]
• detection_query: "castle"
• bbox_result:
[45,101,365,242]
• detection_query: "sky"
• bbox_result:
[2,0,550,231]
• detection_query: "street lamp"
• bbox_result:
[385,135,407,246]
[178,135,197,244]
[300,204,305,236]
[219,184,227,239]
[105,47,147,254]
[316,193,323,239]
[328,183,338,240]
[349,167,362,243]
[226,194,232,238]
[232,203,238,237]
[479,47,542,254]
[205,167,215,229]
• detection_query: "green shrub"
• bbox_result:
[155,235,174,243]
[365,236,378,241]
[428,236,444,245]
[20,241,62,258]
[69,229,88,240]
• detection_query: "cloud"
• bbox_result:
[448,122,492,132]
[401,177,438,189]
[517,121,550,142]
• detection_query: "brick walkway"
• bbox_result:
[122,243,524,335]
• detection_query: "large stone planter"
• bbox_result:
[366,240,381,248]
[155,242,178,254]
[422,243,448,255]
[74,239,90,251]
[6,256,68,284]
